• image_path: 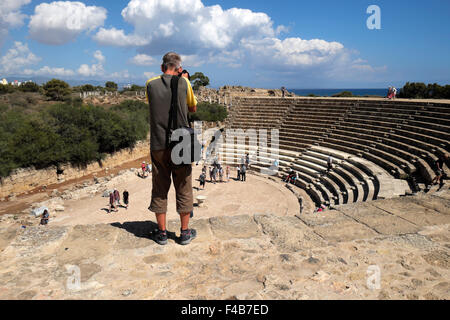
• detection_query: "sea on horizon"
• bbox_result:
[289,88,388,97]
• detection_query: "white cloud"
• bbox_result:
[0,0,31,46]
[180,54,204,68]
[92,0,379,77]
[0,41,41,73]
[22,49,106,78]
[77,50,105,77]
[94,0,275,52]
[275,25,290,35]
[93,50,105,64]
[130,54,157,66]
[29,1,107,45]
[93,27,149,47]
[111,70,131,80]
[241,37,345,69]
[24,66,75,77]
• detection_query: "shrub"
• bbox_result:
[80,84,95,92]
[19,82,40,93]
[0,100,150,177]
[43,79,72,101]
[0,84,16,95]
[189,102,228,122]
[105,81,118,91]
[398,82,450,99]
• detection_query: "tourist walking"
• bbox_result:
[219,166,224,182]
[241,164,247,182]
[146,52,198,246]
[387,87,392,99]
[109,191,117,213]
[199,172,206,190]
[245,153,250,168]
[123,190,129,209]
[237,165,241,181]
[114,189,121,207]
[212,166,218,183]
[226,166,230,182]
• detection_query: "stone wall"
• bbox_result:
[0,139,150,199]
[195,86,295,104]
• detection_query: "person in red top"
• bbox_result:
[141,161,147,178]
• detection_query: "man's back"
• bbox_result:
[146,74,197,151]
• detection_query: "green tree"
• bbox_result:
[43,79,72,101]
[189,102,227,122]
[0,99,151,177]
[80,84,95,92]
[398,82,427,99]
[19,82,40,93]
[0,84,16,94]
[105,81,118,91]
[191,72,210,90]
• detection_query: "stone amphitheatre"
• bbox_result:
[0,91,449,300]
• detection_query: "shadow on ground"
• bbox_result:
[111,220,178,243]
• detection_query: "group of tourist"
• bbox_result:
[197,154,251,189]
[108,189,129,213]
[387,86,397,99]
[284,169,298,184]
[139,161,151,178]
[199,162,228,188]
[284,156,334,186]
[237,154,250,182]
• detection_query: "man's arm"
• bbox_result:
[184,77,197,113]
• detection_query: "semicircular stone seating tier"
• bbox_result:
[218,97,450,207]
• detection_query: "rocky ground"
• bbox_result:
[0,184,448,300]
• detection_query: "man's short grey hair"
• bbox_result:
[162,52,182,72]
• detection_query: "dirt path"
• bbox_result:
[0,156,151,217]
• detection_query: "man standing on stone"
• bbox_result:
[146,52,198,246]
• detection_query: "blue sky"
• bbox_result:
[0,0,449,88]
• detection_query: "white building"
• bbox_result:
[1,78,7,85]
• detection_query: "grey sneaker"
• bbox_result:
[179,228,197,245]
[152,229,168,245]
